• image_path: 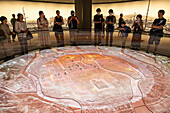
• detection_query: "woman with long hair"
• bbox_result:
[37,11,51,48]
[15,13,28,55]
[131,14,143,50]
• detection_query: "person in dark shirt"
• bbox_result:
[131,14,143,50]
[119,13,124,27]
[146,10,166,55]
[117,21,131,48]
[118,13,124,36]
[68,10,79,45]
[106,9,116,46]
[94,8,104,46]
[10,14,17,42]
[53,10,64,47]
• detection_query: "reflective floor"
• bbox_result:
[0,46,169,113]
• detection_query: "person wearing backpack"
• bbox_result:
[117,21,131,48]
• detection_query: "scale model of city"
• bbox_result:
[0,46,169,113]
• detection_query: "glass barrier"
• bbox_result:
[0,29,170,63]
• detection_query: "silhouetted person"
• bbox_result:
[146,10,166,55]
[117,21,131,48]
[118,13,124,36]
[119,13,124,27]
[131,14,143,50]
[0,16,14,60]
[37,11,51,48]
[53,10,64,47]
[15,13,28,55]
[10,14,17,42]
[106,9,116,46]
[68,10,79,45]
[94,8,104,46]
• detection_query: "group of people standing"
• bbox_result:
[94,8,135,48]
[0,10,80,60]
[94,8,166,55]
[0,8,166,61]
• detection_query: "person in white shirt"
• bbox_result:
[15,13,28,55]
[37,11,51,48]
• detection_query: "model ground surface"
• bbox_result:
[0,46,170,113]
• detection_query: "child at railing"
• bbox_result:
[117,21,131,48]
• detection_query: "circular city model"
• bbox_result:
[0,46,170,113]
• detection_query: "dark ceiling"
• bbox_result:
[1,0,147,4]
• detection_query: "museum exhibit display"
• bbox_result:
[0,0,169,113]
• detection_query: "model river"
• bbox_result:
[0,46,169,113]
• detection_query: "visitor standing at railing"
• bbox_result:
[10,14,17,42]
[15,13,28,55]
[0,16,14,60]
[106,9,116,46]
[146,10,166,55]
[94,8,104,46]
[68,10,79,45]
[131,14,143,50]
[117,21,131,48]
[37,11,51,48]
[53,10,64,47]
[118,13,124,37]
